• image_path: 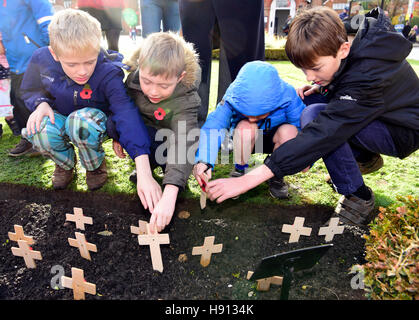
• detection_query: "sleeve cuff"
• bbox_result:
[264,155,284,179]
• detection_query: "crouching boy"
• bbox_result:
[111,32,201,233]
[193,61,306,200]
[21,9,151,192]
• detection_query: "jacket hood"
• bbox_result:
[349,8,412,63]
[124,39,200,89]
[223,61,286,116]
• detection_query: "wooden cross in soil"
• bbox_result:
[11,240,42,268]
[200,173,209,210]
[8,225,35,245]
[282,217,312,243]
[192,236,223,267]
[130,219,148,236]
[68,232,97,260]
[65,207,93,230]
[137,224,170,273]
[61,267,96,300]
[318,217,344,242]
[247,271,283,291]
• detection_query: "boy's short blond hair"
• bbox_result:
[138,32,193,79]
[285,7,348,69]
[49,9,102,57]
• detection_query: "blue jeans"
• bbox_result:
[140,0,181,37]
[300,96,399,196]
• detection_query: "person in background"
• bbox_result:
[78,0,124,52]
[139,0,181,38]
[179,0,265,127]
[0,0,53,157]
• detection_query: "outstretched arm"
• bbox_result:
[206,164,275,203]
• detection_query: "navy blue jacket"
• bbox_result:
[265,8,419,178]
[21,47,150,160]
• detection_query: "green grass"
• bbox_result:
[0,59,417,209]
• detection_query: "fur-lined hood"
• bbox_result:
[124,38,201,89]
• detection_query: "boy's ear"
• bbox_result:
[48,46,60,62]
[338,42,351,59]
[177,71,186,83]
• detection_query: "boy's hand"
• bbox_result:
[206,176,245,203]
[148,185,178,234]
[296,84,319,100]
[112,140,126,159]
[137,174,162,213]
[193,162,212,190]
[26,102,55,135]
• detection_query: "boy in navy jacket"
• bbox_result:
[21,9,152,197]
[205,8,419,227]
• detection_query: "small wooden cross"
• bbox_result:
[137,224,170,273]
[318,217,345,242]
[65,207,93,230]
[192,236,223,267]
[247,271,283,291]
[68,232,97,260]
[282,217,312,243]
[130,219,148,236]
[8,225,35,245]
[61,267,96,300]
[11,240,42,268]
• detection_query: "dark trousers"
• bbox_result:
[10,72,31,133]
[300,96,399,195]
[179,0,265,127]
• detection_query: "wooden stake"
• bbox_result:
[11,240,42,268]
[65,207,93,230]
[137,224,170,273]
[282,217,312,243]
[8,225,35,245]
[247,271,283,291]
[68,232,97,260]
[192,236,223,267]
[318,217,344,242]
[200,174,209,210]
[61,267,96,300]
[130,220,148,236]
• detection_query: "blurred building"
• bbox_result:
[264,0,349,36]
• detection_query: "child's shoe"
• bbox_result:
[268,177,289,199]
[5,118,21,136]
[333,187,375,227]
[52,164,75,190]
[357,154,383,175]
[86,160,108,190]
[8,138,39,157]
[0,123,3,138]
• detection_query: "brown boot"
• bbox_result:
[52,164,74,190]
[8,138,40,157]
[86,160,107,191]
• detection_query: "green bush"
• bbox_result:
[212,48,289,61]
[354,196,419,300]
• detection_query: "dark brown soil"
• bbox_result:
[0,182,367,300]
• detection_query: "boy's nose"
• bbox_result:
[305,70,316,82]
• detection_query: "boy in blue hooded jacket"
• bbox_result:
[193,61,306,199]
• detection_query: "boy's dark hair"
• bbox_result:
[285,6,348,69]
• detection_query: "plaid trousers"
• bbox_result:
[22,107,108,171]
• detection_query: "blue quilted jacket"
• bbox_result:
[195,61,306,167]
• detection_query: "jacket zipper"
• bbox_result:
[73,90,78,106]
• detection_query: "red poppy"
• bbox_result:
[80,84,92,99]
[154,107,166,120]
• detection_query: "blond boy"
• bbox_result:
[20,9,152,196]
[111,32,201,233]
